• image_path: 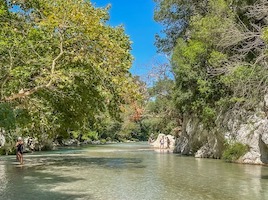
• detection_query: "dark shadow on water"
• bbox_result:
[19,156,145,169]
[3,166,90,200]
[6,190,89,200]
[2,152,146,199]
[261,175,268,179]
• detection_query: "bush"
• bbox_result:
[0,145,16,155]
[0,148,5,155]
[82,131,99,141]
[100,139,106,144]
[222,142,249,162]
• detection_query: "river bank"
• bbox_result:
[0,137,140,156]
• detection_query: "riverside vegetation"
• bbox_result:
[1,0,268,164]
[152,0,268,164]
[0,0,143,154]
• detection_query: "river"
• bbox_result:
[0,142,267,200]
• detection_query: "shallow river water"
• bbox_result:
[0,142,268,200]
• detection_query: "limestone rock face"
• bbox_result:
[235,115,268,164]
[195,143,211,158]
[193,112,268,164]
[175,136,190,155]
[264,94,268,107]
[174,95,268,164]
[195,137,222,159]
[173,117,223,157]
[0,133,5,147]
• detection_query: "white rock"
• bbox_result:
[150,133,175,150]
[0,133,5,147]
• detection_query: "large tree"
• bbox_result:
[155,0,268,125]
[0,0,138,141]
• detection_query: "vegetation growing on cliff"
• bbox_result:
[222,142,249,162]
[152,0,268,156]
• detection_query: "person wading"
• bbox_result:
[166,137,170,149]
[160,136,164,149]
[16,137,24,165]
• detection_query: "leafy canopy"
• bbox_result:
[0,0,140,140]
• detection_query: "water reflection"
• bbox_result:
[0,164,7,194]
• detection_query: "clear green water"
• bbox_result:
[0,142,268,200]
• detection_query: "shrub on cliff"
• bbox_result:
[222,142,249,162]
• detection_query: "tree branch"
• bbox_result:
[46,35,64,87]
[3,36,64,101]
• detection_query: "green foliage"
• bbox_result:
[221,66,253,86]
[71,131,80,140]
[261,27,268,43]
[142,78,179,137]
[222,142,249,162]
[154,0,212,53]
[201,106,216,126]
[172,36,225,125]
[0,142,16,155]
[82,131,99,141]
[0,0,141,143]
[208,51,228,68]
[0,103,16,130]
[155,0,268,129]
[182,40,207,64]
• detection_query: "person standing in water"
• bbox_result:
[160,136,164,149]
[16,137,24,165]
[166,137,170,149]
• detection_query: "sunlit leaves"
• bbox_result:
[156,0,268,127]
[261,27,268,43]
[0,0,139,139]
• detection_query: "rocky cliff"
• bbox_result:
[174,95,268,165]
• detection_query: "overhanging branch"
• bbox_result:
[2,36,64,101]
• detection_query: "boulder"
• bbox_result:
[195,143,211,158]
[150,133,175,150]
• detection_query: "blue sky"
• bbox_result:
[92,0,163,77]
